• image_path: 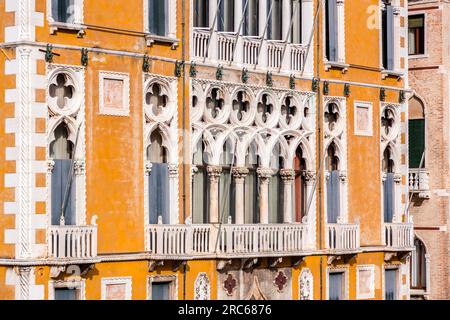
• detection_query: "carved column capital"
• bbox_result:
[145,161,152,176]
[191,165,199,177]
[207,165,222,182]
[280,169,295,183]
[74,159,85,176]
[168,164,179,178]
[257,167,273,185]
[304,170,317,183]
[232,167,249,183]
[47,159,55,174]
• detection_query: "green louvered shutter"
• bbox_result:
[409,119,425,168]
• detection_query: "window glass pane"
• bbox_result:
[385,269,397,300]
[152,282,171,300]
[408,15,425,55]
[194,0,209,28]
[409,16,424,28]
[55,288,78,300]
[149,0,167,36]
[329,273,343,300]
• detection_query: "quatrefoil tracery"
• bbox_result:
[48,71,80,117]
[146,83,168,117]
[49,74,74,109]
[324,103,339,131]
[381,108,395,135]
[206,88,225,119]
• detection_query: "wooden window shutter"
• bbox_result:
[408,119,425,168]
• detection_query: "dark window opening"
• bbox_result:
[408,14,425,55]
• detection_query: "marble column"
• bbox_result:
[257,167,273,224]
[207,165,222,223]
[232,167,249,224]
[280,169,295,223]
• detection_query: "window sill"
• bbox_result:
[145,34,179,49]
[409,54,428,60]
[49,22,86,38]
[381,69,404,80]
[324,60,349,74]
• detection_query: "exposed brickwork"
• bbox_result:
[408,0,450,300]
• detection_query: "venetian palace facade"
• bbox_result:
[407,0,450,300]
[0,0,413,300]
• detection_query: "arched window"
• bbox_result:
[326,142,339,223]
[294,145,307,222]
[219,139,235,223]
[268,143,283,223]
[408,95,425,168]
[411,237,427,290]
[50,122,76,226]
[147,130,169,224]
[244,142,260,223]
[192,139,209,224]
[383,146,395,223]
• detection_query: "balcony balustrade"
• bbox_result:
[146,223,309,259]
[383,223,414,250]
[48,225,97,260]
[217,32,237,62]
[192,27,211,58]
[325,223,360,253]
[192,29,310,74]
[408,169,430,198]
[242,36,261,65]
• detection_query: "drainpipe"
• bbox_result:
[315,0,324,300]
[181,0,187,301]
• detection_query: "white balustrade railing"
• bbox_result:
[217,32,237,62]
[409,169,430,192]
[146,224,213,256]
[219,223,308,255]
[146,223,308,257]
[267,40,285,69]
[49,225,97,259]
[325,223,360,252]
[193,27,211,58]
[384,223,414,249]
[242,36,261,65]
[290,44,308,71]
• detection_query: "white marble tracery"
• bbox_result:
[191,79,317,249]
[143,74,179,226]
[323,96,348,224]
[46,64,86,226]
[380,102,402,223]
[194,272,211,300]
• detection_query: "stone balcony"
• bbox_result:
[324,223,360,254]
[383,222,414,251]
[192,27,311,75]
[145,222,310,260]
[48,224,98,261]
[408,168,430,199]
